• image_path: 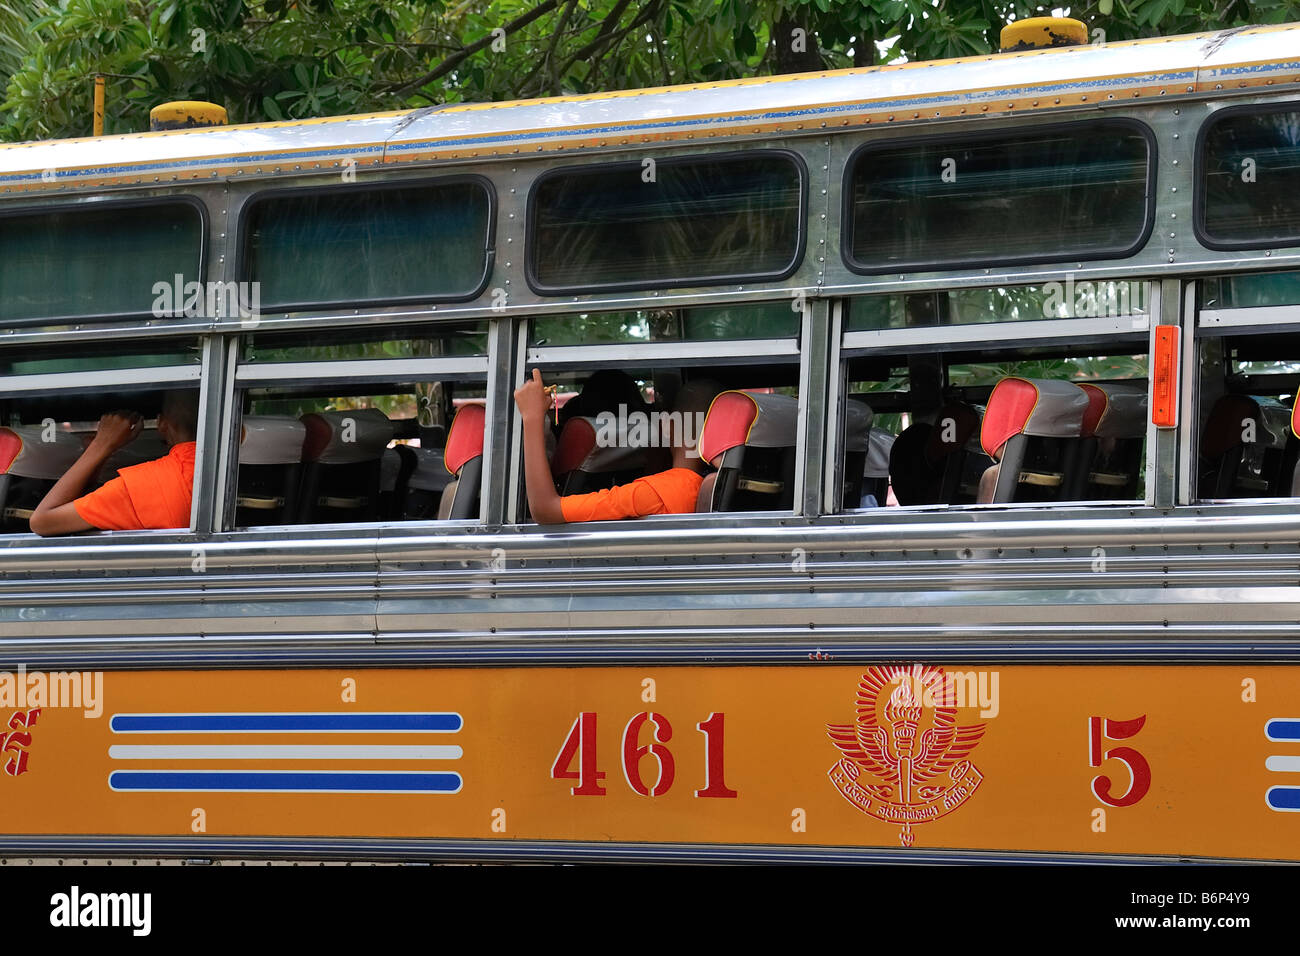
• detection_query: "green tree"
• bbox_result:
[5,0,1300,142]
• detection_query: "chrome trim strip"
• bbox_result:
[526,338,799,366]
[1199,304,1300,328]
[234,356,488,383]
[0,364,200,394]
[0,835,1267,864]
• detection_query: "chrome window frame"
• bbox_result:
[1193,99,1300,252]
[840,117,1159,276]
[524,148,810,295]
[216,332,495,533]
[235,173,498,315]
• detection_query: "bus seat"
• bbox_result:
[0,425,84,532]
[889,402,986,505]
[379,446,417,520]
[236,416,307,526]
[978,378,1090,504]
[841,400,874,510]
[437,402,485,521]
[862,427,895,507]
[390,445,450,520]
[697,390,799,512]
[297,408,394,523]
[551,414,668,496]
[97,430,169,486]
[1066,383,1147,500]
[1199,394,1292,498]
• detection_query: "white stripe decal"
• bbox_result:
[109,745,463,760]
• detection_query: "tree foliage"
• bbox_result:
[3,0,1299,142]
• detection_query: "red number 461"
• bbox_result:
[551,711,737,799]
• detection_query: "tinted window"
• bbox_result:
[845,122,1153,272]
[1199,106,1300,248]
[528,153,805,292]
[0,201,203,324]
[243,179,493,310]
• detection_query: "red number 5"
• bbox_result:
[1089,715,1150,808]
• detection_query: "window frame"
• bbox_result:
[839,118,1159,276]
[220,337,492,532]
[1193,99,1300,252]
[510,305,811,525]
[523,148,810,295]
[0,344,208,538]
[0,193,209,327]
[830,286,1157,515]
[235,174,498,315]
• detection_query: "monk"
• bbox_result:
[30,390,199,536]
[514,369,717,524]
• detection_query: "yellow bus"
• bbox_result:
[1,17,1299,862]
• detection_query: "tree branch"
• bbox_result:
[391,0,561,97]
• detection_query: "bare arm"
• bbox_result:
[513,368,566,525]
[30,412,142,536]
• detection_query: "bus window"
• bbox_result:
[0,198,204,325]
[518,304,802,523]
[231,324,490,528]
[241,177,494,313]
[837,286,1149,511]
[527,152,806,293]
[1195,270,1300,500]
[843,120,1154,274]
[0,340,204,535]
[1197,103,1300,249]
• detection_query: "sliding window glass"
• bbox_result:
[0,339,203,534]
[1197,103,1300,249]
[835,282,1150,512]
[0,199,205,324]
[527,152,806,292]
[843,120,1155,273]
[519,303,803,523]
[230,323,489,528]
[241,177,494,312]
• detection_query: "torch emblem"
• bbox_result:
[826,664,986,847]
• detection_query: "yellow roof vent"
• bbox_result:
[1000,16,1087,52]
[149,101,228,131]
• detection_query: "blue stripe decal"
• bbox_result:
[109,712,462,733]
[108,770,462,793]
[14,61,1299,186]
[1266,786,1300,812]
[1266,719,1300,741]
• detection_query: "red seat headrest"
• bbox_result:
[980,377,1088,458]
[444,403,486,476]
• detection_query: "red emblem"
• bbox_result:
[826,665,985,847]
[2,709,40,777]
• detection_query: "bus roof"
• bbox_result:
[1,22,1298,194]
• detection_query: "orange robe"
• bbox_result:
[73,441,196,531]
[559,467,702,523]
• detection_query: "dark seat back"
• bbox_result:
[297,408,394,523]
[236,415,306,526]
[978,378,1089,504]
[1199,394,1292,499]
[1067,382,1147,500]
[438,403,486,521]
[697,391,798,512]
[0,426,84,533]
[551,414,667,496]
